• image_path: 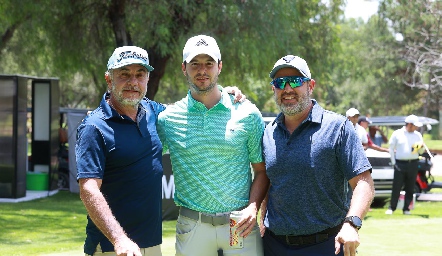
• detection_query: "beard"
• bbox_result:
[274,89,311,116]
[111,82,145,108]
[186,73,217,96]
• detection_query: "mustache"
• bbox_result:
[195,74,210,79]
[122,86,141,92]
[281,92,298,98]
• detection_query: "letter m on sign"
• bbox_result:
[162,175,175,199]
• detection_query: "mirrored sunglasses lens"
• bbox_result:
[272,77,305,89]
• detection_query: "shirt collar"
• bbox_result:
[186,89,232,111]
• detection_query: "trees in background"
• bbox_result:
[378,0,442,137]
[0,0,344,109]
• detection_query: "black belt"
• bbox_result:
[268,224,343,247]
[396,159,418,163]
[179,207,231,226]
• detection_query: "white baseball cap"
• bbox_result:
[346,108,360,117]
[405,114,423,127]
[269,55,311,79]
[183,35,221,63]
[107,46,154,71]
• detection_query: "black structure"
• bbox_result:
[31,79,60,191]
[0,75,59,198]
[0,76,27,198]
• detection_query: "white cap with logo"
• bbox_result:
[107,46,154,71]
[405,114,423,127]
[183,35,221,63]
[269,55,311,79]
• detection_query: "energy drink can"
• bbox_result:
[229,211,244,248]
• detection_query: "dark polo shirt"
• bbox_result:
[76,93,165,254]
[263,100,371,235]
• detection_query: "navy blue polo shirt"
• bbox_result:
[76,93,165,254]
[262,100,371,235]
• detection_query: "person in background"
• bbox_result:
[157,34,268,256]
[261,55,374,256]
[386,114,424,215]
[358,116,389,153]
[346,108,368,147]
[368,125,388,147]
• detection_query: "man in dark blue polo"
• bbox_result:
[260,55,374,256]
[76,46,165,256]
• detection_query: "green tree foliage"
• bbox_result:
[0,0,344,109]
[379,0,442,119]
[330,15,421,117]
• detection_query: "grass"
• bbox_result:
[1,186,442,255]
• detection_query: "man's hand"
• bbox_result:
[259,220,266,237]
[334,223,360,256]
[114,236,142,256]
[234,204,258,238]
[223,86,247,103]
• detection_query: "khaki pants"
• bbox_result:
[175,211,263,256]
[85,244,162,256]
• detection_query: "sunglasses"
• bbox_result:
[270,76,311,89]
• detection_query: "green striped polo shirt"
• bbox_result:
[157,90,264,213]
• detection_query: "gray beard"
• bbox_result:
[111,83,143,109]
[275,90,311,116]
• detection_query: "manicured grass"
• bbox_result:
[1,190,442,255]
[0,192,86,256]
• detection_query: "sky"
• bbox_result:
[344,0,379,22]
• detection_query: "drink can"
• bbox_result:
[229,211,244,248]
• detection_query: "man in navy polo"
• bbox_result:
[260,55,374,256]
[76,46,165,256]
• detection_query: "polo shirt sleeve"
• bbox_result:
[389,130,398,164]
[150,101,167,116]
[76,124,107,180]
[338,120,371,180]
[246,108,265,164]
[156,111,168,153]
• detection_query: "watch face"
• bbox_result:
[352,216,362,227]
[346,216,362,229]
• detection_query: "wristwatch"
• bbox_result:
[344,216,362,230]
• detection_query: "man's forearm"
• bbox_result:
[80,181,127,245]
[348,171,374,219]
[249,163,270,211]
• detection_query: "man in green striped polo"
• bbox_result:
[157,34,268,256]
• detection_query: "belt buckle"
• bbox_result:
[286,236,302,246]
[211,215,228,226]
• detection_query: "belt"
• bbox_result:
[179,207,230,226]
[268,224,343,247]
[396,159,418,163]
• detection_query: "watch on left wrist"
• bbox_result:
[344,216,362,230]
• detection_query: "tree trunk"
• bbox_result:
[146,49,170,101]
[108,0,132,47]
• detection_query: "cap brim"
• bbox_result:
[184,52,219,63]
[269,64,309,78]
[414,122,423,127]
[109,59,154,72]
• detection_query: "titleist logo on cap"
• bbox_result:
[117,51,149,63]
